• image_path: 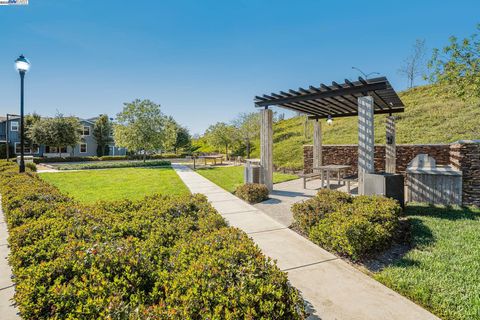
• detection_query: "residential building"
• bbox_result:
[0,115,126,157]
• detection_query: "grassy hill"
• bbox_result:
[250,84,480,170]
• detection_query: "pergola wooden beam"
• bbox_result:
[254,76,404,194]
[255,80,388,107]
[254,77,404,118]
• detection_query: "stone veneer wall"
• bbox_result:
[303,142,480,206]
[303,144,451,175]
[449,141,480,206]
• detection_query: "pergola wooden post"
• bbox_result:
[260,107,273,191]
[313,118,323,169]
[255,76,404,194]
[358,96,375,195]
[386,116,396,173]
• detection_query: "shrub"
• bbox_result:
[56,160,171,170]
[292,189,351,233]
[235,183,269,204]
[0,161,305,319]
[292,189,402,260]
[99,155,129,161]
[34,156,99,164]
[25,162,37,172]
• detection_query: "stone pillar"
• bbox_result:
[358,96,375,195]
[260,108,273,191]
[313,119,323,170]
[385,116,396,173]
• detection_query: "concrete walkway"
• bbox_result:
[0,198,19,319]
[254,177,358,227]
[173,165,439,320]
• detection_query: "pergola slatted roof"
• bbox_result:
[254,76,404,119]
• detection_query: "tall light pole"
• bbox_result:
[15,54,31,173]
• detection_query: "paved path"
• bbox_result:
[254,177,357,227]
[0,197,20,319]
[173,165,439,320]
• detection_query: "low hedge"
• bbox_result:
[0,161,305,319]
[292,189,402,260]
[56,160,171,170]
[35,154,190,164]
[235,183,269,204]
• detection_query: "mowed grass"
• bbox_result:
[196,166,298,193]
[40,167,190,203]
[374,204,480,320]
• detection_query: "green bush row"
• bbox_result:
[56,160,171,170]
[292,189,402,260]
[34,153,190,164]
[0,161,305,319]
[235,183,269,204]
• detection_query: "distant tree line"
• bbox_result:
[23,99,192,159]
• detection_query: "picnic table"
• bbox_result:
[313,165,351,189]
[198,155,224,165]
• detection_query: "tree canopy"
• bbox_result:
[114,99,166,161]
[428,24,480,99]
[93,114,113,157]
[204,122,236,159]
[232,112,260,158]
[28,114,82,157]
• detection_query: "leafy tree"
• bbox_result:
[163,116,179,153]
[174,125,191,154]
[428,24,480,99]
[28,114,82,157]
[232,112,260,159]
[163,116,191,154]
[398,39,426,88]
[93,114,113,156]
[204,122,236,160]
[114,99,166,161]
[24,113,41,147]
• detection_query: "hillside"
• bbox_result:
[251,84,480,170]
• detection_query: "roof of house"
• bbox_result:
[0,115,20,122]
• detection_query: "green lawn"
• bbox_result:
[196,166,298,193]
[40,167,190,203]
[374,204,480,320]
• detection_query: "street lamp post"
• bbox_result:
[15,54,30,173]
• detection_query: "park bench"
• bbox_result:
[343,174,358,194]
[299,172,322,189]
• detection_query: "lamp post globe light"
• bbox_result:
[15,54,30,173]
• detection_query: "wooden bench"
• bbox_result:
[299,172,322,189]
[343,174,358,193]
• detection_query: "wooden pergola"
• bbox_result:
[254,76,405,192]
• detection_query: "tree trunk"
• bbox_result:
[143,152,146,163]
[225,144,228,161]
[58,146,62,158]
[246,140,251,159]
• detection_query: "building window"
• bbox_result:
[80,143,87,153]
[45,146,67,154]
[11,121,19,132]
[82,126,90,136]
[14,143,39,154]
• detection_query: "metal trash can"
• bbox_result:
[244,159,261,184]
[364,172,405,207]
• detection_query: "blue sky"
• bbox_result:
[0,0,478,134]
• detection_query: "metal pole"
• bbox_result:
[5,114,9,161]
[19,71,25,173]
